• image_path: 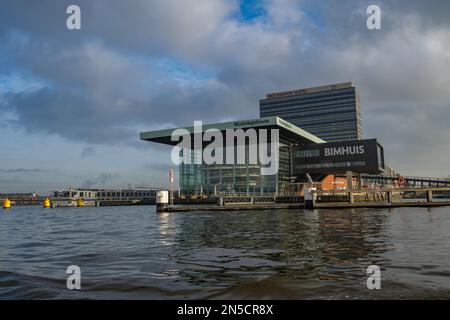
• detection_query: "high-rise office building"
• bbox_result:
[259,82,362,142]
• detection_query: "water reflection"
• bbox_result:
[1,206,450,299]
[157,212,177,246]
[170,209,393,288]
[316,209,392,281]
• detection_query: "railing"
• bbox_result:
[218,195,277,206]
[362,175,450,187]
[312,187,450,207]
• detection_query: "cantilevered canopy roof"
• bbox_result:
[139,116,326,146]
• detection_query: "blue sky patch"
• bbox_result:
[238,0,266,21]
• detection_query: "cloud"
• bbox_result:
[1,0,450,177]
[81,146,95,158]
[0,168,49,173]
[81,173,118,189]
[143,162,173,171]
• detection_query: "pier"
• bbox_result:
[312,187,450,209]
[165,203,305,212]
[155,187,450,213]
[3,187,450,211]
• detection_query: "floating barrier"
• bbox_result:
[2,198,11,209]
[43,198,51,208]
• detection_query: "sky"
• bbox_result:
[1,0,450,194]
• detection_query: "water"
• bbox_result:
[1,205,450,299]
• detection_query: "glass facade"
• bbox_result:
[260,83,362,142]
[179,132,302,196]
[140,116,325,197]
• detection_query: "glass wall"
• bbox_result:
[179,132,304,196]
[179,149,203,195]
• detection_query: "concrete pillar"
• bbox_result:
[349,191,354,204]
[357,174,362,189]
[427,190,433,203]
[346,171,353,190]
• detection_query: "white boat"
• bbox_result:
[51,188,97,207]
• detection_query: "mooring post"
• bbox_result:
[156,191,169,213]
[426,190,433,203]
[346,171,354,204]
[349,191,354,204]
[357,174,362,189]
[387,190,392,204]
[311,189,316,208]
[304,187,316,209]
[346,171,353,191]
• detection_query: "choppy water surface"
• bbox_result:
[1,206,450,299]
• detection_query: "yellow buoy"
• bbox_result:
[76,198,85,207]
[43,198,51,208]
[3,198,11,209]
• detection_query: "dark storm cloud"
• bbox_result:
[1,0,450,175]
[0,27,251,144]
[386,0,450,28]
